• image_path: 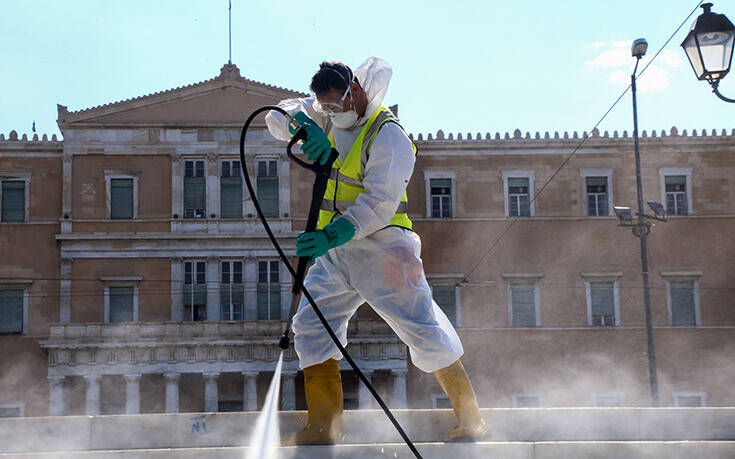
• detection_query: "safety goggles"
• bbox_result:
[313,83,352,115]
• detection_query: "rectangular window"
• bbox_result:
[674,393,706,407]
[670,281,696,326]
[108,286,134,323]
[593,393,623,407]
[508,178,530,217]
[430,178,452,218]
[184,160,206,219]
[1,180,25,222]
[512,394,542,408]
[110,178,134,219]
[220,261,244,321]
[585,176,609,216]
[431,284,456,326]
[0,290,23,334]
[510,284,536,327]
[184,261,207,321]
[665,175,688,216]
[257,160,279,218]
[0,406,23,418]
[431,394,452,409]
[220,161,243,219]
[257,261,281,320]
[590,282,615,326]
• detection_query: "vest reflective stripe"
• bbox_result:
[321,200,408,214]
[318,105,416,230]
[329,168,362,186]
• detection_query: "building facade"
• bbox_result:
[0,63,733,418]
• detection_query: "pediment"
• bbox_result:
[57,63,306,128]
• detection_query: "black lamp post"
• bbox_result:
[681,3,735,103]
[613,38,668,408]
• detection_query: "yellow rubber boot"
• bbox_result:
[283,359,343,446]
[434,359,489,442]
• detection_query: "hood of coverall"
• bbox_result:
[352,56,392,128]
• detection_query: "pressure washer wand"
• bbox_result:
[279,138,338,350]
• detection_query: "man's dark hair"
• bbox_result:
[310,61,359,95]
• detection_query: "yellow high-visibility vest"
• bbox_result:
[317,105,417,230]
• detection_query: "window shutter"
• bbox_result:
[110,179,134,219]
[184,177,206,218]
[257,284,269,319]
[257,176,279,217]
[109,287,134,323]
[269,289,281,320]
[1,181,25,222]
[220,177,243,218]
[511,285,535,327]
[432,285,456,326]
[671,281,696,326]
[0,290,23,334]
[590,282,615,325]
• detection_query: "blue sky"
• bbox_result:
[1,0,733,139]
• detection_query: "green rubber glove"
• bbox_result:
[296,218,356,258]
[289,111,333,166]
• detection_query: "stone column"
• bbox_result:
[242,371,258,411]
[59,259,73,323]
[164,373,180,413]
[84,375,101,416]
[203,373,219,413]
[124,374,142,414]
[170,258,184,321]
[279,262,291,320]
[390,369,407,409]
[206,257,220,321]
[281,371,297,411]
[244,257,258,320]
[358,370,374,410]
[48,376,65,416]
[61,153,73,233]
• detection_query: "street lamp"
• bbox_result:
[681,3,735,103]
[613,38,667,407]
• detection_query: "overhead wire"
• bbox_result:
[459,0,706,285]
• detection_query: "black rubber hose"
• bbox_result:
[239,106,423,458]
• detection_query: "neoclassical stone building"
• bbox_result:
[0,63,733,418]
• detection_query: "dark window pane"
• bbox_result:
[0,290,23,334]
[511,285,535,327]
[2,181,25,222]
[184,176,206,219]
[432,285,456,326]
[591,282,615,326]
[257,177,279,218]
[221,162,231,178]
[220,177,243,218]
[109,287,134,323]
[110,178,134,219]
[671,281,696,326]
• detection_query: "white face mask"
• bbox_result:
[329,109,359,129]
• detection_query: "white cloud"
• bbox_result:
[584,48,630,68]
[637,65,671,92]
[659,50,684,68]
[608,69,627,85]
[584,40,681,92]
[585,41,607,48]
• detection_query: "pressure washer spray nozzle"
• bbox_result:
[287,114,302,134]
[278,335,290,350]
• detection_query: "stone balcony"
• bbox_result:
[40,320,409,416]
[42,320,408,375]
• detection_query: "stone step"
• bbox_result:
[1,408,733,454]
[1,442,735,459]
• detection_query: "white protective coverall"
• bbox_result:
[265,57,463,373]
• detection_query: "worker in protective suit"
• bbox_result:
[265,56,487,445]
